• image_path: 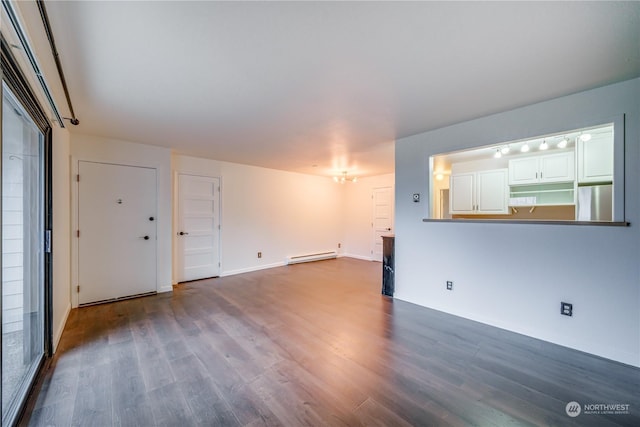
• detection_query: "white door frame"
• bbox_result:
[71,157,162,308]
[173,172,222,283]
[371,186,394,262]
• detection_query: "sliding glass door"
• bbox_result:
[1,83,46,426]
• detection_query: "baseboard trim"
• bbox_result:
[340,253,375,262]
[221,262,286,277]
[53,302,71,353]
[221,256,376,278]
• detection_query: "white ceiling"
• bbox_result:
[25,1,640,178]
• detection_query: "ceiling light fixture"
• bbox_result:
[580,133,592,142]
[520,143,530,153]
[433,170,449,181]
[557,137,568,148]
[500,146,510,155]
[539,140,548,150]
[494,149,502,159]
[333,171,357,184]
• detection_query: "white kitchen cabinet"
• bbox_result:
[509,152,574,185]
[508,157,539,185]
[450,173,474,213]
[541,152,575,182]
[578,134,613,183]
[450,169,508,215]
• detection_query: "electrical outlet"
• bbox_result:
[257,252,262,258]
[561,302,573,316]
[446,281,453,290]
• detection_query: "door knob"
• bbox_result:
[140,235,150,240]
[178,231,189,236]
[149,217,155,221]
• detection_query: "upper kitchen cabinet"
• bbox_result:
[577,127,614,183]
[509,152,575,185]
[450,168,509,215]
[507,157,538,185]
[450,172,474,213]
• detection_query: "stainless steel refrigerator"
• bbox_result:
[577,184,613,221]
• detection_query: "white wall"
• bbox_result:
[173,155,345,278]
[70,134,173,298]
[343,173,394,260]
[394,78,640,367]
[52,127,71,350]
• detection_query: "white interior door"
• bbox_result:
[78,161,157,305]
[177,174,220,282]
[372,187,394,262]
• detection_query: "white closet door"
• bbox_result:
[177,174,220,282]
[78,161,157,305]
[372,187,394,262]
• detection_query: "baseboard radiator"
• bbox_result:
[286,251,337,265]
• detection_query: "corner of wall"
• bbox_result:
[52,302,71,353]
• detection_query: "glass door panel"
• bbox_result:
[1,83,45,425]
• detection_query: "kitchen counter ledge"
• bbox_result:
[422,218,630,227]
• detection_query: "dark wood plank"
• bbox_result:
[70,363,113,426]
[21,258,640,427]
[177,374,240,426]
[109,341,155,427]
[130,318,176,392]
[221,382,283,426]
[353,397,412,427]
[147,382,193,427]
[26,398,75,427]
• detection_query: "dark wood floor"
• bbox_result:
[23,258,640,426]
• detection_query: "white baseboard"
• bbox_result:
[221,261,286,277]
[53,302,71,353]
[158,284,173,293]
[220,256,376,278]
[340,253,375,262]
